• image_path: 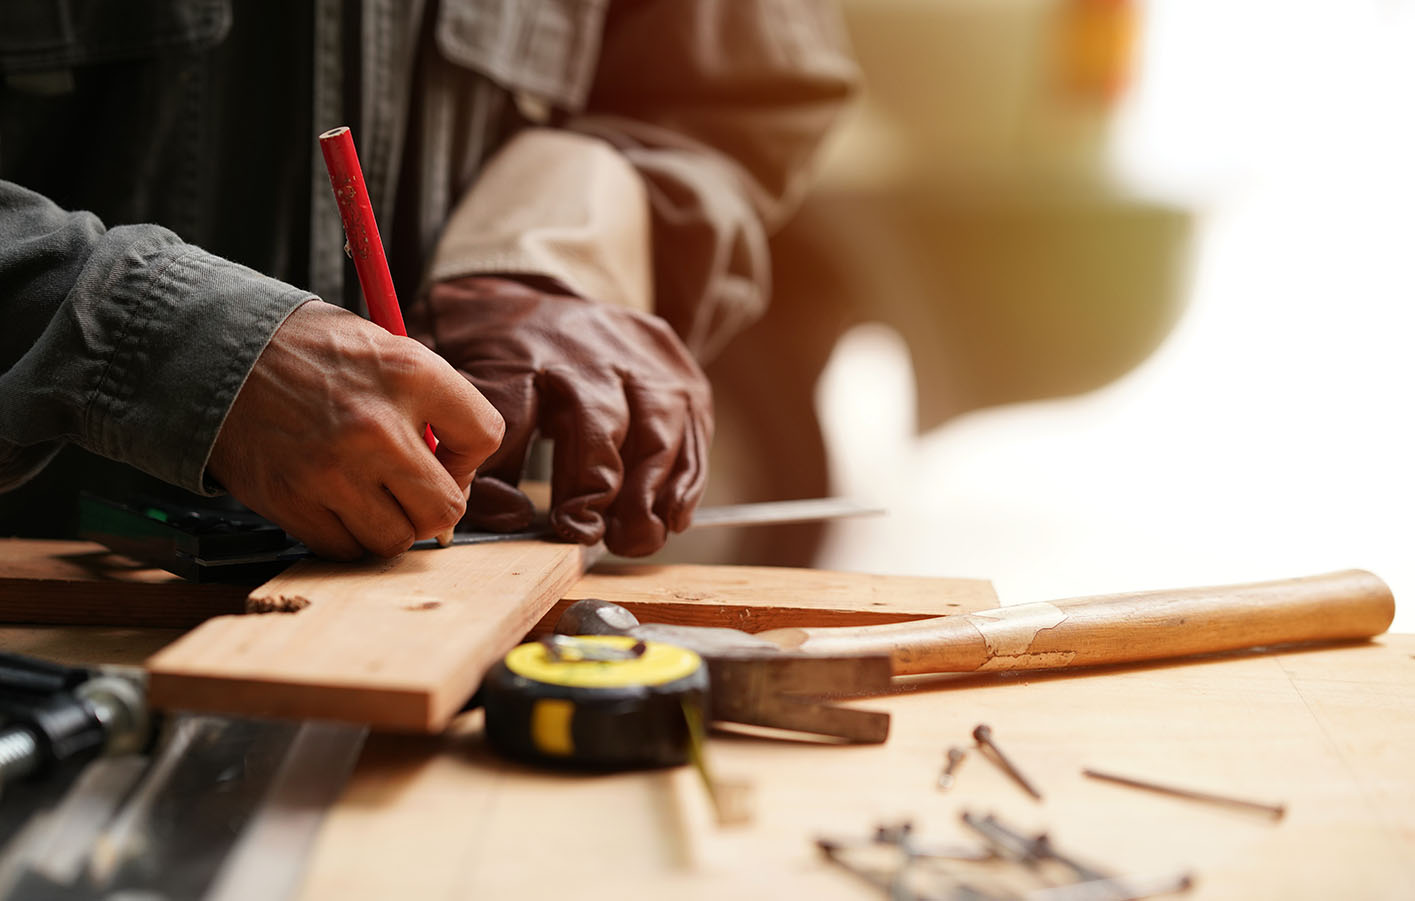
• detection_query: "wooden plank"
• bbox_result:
[0,540,996,631]
[5,562,1407,896]
[296,636,1415,900]
[0,625,184,665]
[146,541,591,732]
[531,562,997,635]
[0,540,246,627]
[0,537,993,735]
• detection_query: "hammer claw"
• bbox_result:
[708,655,893,743]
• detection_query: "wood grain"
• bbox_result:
[0,625,184,665]
[534,562,997,634]
[146,541,591,732]
[0,541,997,632]
[0,540,246,627]
[295,637,1415,900]
[756,570,1396,674]
[1,559,1408,898]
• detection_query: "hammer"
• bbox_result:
[556,601,898,743]
[557,570,1394,736]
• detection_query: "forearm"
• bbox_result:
[0,181,312,493]
[428,1,857,363]
[426,129,654,316]
[565,0,860,360]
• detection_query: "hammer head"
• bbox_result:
[554,599,894,744]
[555,598,785,658]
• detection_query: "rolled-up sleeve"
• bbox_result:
[0,181,312,494]
[566,0,859,361]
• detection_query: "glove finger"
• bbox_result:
[603,383,687,556]
[459,366,538,483]
[541,367,628,545]
[660,397,711,533]
[459,367,539,529]
[463,477,537,532]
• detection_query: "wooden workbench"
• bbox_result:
[0,549,1410,899]
[278,636,1414,901]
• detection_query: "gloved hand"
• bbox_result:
[409,276,712,557]
[208,300,505,560]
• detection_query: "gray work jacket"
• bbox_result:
[0,0,856,509]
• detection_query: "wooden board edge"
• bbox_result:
[0,578,248,628]
[526,600,953,637]
[147,542,596,733]
[146,670,436,732]
[424,543,594,728]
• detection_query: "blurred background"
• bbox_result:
[682,0,1415,631]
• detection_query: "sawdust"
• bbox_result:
[246,594,311,614]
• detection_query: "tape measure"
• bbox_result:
[482,635,709,768]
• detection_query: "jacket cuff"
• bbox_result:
[85,242,312,495]
[426,128,653,314]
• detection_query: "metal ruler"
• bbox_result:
[190,497,886,568]
[0,716,364,901]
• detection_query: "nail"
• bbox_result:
[1026,870,1195,901]
[872,820,995,863]
[960,812,1110,883]
[1083,767,1286,820]
[937,746,967,791]
[815,838,897,895]
[973,724,1043,801]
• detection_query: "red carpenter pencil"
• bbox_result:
[319,126,460,546]
[318,125,437,452]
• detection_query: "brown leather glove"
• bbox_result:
[408,276,712,557]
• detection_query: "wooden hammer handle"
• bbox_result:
[755,570,1395,676]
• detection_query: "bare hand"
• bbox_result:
[409,277,712,557]
[208,300,504,559]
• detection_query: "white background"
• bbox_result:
[815,1,1415,631]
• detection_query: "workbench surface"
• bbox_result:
[0,629,1409,900]
[0,543,1410,900]
[293,635,1415,901]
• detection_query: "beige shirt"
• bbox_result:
[429,129,654,318]
[388,0,859,361]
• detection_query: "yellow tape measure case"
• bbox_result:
[483,636,709,769]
